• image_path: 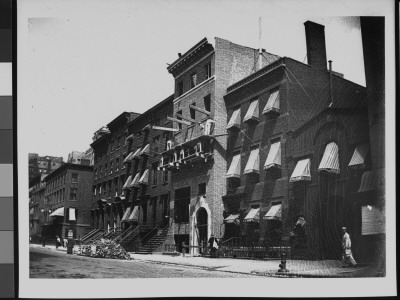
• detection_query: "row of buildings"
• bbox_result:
[29,19,385,262]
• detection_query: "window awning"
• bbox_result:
[226,153,241,178]
[140,144,150,156]
[264,204,282,220]
[129,173,141,188]
[126,134,134,141]
[357,169,385,193]
[29,208,34,215]
[123,152,134,163]
[243,100,259,123]
[224,214,240,225]
[49,207,64,217]
[128,206,139,223]
[69,208,76,221]
[361,205,385,235]
[120,207,132,223]
[131,148,142,160]
[244,148,259,174]
[226,108,241,130]
[318,142,340,174]
[264,141,281,169]
[262,90,280,114]
[290,158,311,182]
[122,175,133,190]
[348,143,369,169]
[243,208,260,223]
[138,169,149,185]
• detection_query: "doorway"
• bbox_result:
[196,207,208,249]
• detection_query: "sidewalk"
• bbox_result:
[30,244,383,278]
[129,253,383,278]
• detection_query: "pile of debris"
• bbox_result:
[81,238,131,260]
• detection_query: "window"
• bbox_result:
[110,161,113,174]
[117,136,121,149]
[177,110,183,131]
[108,181,112,196]
[93,186,96,196]
[122,155,126,169]
[104,164,108,176]
[153,136,160,154]
[99,166,103,177]
[70,188,77,200]
[205,62,212,79]
[103,182,107,195]
[198,183,206,196]
[152,163,158,186]
[124,132,128,145]
[204,95,211,112]
[71,173,79,183]
[174,187,190,223]
[110,141,114,152]
[116,158,120,171]
[177,81,184,96]
[190,72,197,88]
[190,103,196,120]
[163,170,169,183]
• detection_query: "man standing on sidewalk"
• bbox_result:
[342,227,357,268]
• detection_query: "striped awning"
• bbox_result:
[264,141,281,169]
[128,206,139,223]
[318,142,340,174]
[243,100,259,123]
[49,207,64,217]
[122,175,133,190]
[264,204,282,220]
[129,172,141,188]
[290,158,311,182]
[357,169,385,193]
[120,207,132,223]
[226,153,241,178]
[126,134,134,141]
[243,208,260,223]
[262,90,280,114]
[123,152,134,163]
[224,214,240,225]
[138,169,149,185]
[226,107,241,130]
[140,144,150,156]
[361,205,385,235]
[131,148,142,160]
[244,148,259,174]
[348,143,369,169]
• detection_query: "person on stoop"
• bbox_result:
[208,234,219,258]
[341,227,357,268]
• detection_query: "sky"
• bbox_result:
[18,0,375,162]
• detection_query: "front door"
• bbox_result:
[196,207,208,250]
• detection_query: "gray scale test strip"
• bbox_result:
[0,0,14,298]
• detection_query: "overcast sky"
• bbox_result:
[18,0,381,161]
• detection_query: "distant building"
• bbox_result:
[29,153,64,182]
[67,149,93,166]
[41,163,94,240]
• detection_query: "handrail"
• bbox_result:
[118,226,142,244]
[80,228,103,242]
[113,226,136,243]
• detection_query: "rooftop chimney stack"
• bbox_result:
[304,21,328,69]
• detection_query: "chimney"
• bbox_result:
[304,21,327,69]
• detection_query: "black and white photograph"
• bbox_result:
[19,0,396,298]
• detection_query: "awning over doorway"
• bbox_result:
[264,204,282,220]
[348,143,369,169]
[290,158,311,182]
[224,214,240,225]
[226,107,241,130]
[120,207,131,223]
[243,208,260,223]
[361,205,385,235]
[244,148,259,174]
[262,90,280,114]
[357,169,385,193]
[128,206,139,223]
[264,141,281,169]
[226,153,241,178]
[49,207,64,217]
[318,142,340,174]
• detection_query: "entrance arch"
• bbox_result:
[190,196,212,255]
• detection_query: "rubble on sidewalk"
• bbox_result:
[80,238,131,260]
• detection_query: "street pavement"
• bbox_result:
[30,243,383,278]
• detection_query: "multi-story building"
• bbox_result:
[29,153,64,182]
[157,37,279,254]
[29,175,46,242]
[67,149,93,166]
[42,163,94,240]
[90,112,140,230]
[223,21,369,260]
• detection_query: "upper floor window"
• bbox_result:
[204,95,211,112]
[152,163,158,186]
[205,62,212,79]
[190,72,197,88]
[104,164,108,176]
[190,103,196,120]
[116,158,120,171]
[117,136,121,149]
[70,188,77,200]
[176,110,183,131]
[177,81,184,96]
[110,141,114,152]
[71,173,79,183]
[110,161,113,174]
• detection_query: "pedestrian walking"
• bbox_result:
[208,234,219,258]
[56,235,61,249]
[290,216,307,249]
[341,227,357,268]
[63,238,68,248]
